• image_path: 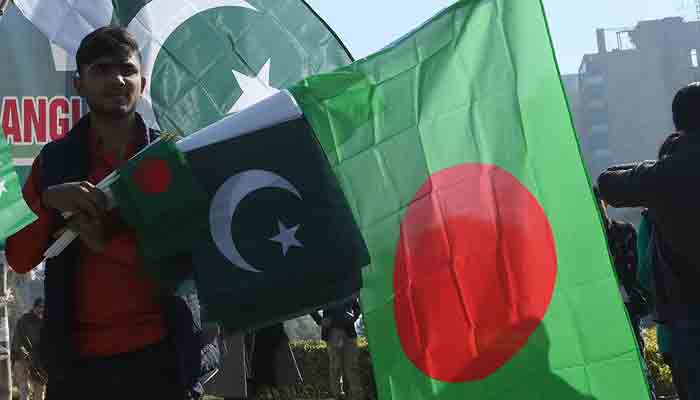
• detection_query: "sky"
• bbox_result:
[306,0,692,74]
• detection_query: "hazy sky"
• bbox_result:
[306,1,691,74]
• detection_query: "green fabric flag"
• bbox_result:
[290,1,650,399]
[0,131,36,243]
[110,139,210,262]
[14,0,352,134]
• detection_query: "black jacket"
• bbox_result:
[12,311,42,364]
[598,132,700,311]
[37,114,219,398]
[604,220,638,297]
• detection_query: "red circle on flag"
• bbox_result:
[133,158,173,195]
[393,163,557,382]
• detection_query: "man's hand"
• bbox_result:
[66,212,106,252]
[42,181,107,218]
[42,182,108,252]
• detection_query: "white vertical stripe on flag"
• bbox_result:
[13,0,113,56]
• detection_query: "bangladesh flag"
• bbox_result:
[111,99,368,331]
[0,131,36,244]
[289,1,650,399]
[110,138,210,262]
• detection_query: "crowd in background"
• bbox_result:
[598,82,700,400]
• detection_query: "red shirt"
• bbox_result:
[6,127,166,358]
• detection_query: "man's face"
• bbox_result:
[74,51,146,119]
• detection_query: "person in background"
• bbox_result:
[12,298,45,400]
[245,323,303,398]
[635,132,688,400]
[312,299,362,400]
[598,82,700,399]
[594,187,646,348]
[210,322,302,400]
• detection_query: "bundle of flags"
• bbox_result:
[8,1,652,399]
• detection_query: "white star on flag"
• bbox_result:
[0,179,7,198]
[269,220,303,256]
[228,59,280,114]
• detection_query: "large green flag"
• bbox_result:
[0,130,36,244]
[14,0,353,135]
[291,1,649,399]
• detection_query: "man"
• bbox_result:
[598,82,700,400]
[12,298,45,400]
[5,26,218,399]
[594,188,646,347]
[211,323,302,400]
[312,299,362,400]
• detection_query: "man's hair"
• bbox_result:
[75,26,141,74]
[672,82,700,132]
[33,298,43,308]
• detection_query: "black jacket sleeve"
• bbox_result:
[597,156,690,208]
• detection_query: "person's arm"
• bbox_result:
[598,156,688,208]
[5,159,54,273]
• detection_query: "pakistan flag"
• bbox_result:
[111,97,369,332]
[0,131,36,244]
[14,0,353,133]
[185,116,368,332]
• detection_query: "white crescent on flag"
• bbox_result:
[126,0,258,128]
[209,169,302,273]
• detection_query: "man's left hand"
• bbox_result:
[67,212,107,252]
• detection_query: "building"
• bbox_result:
[561,73,583,140]
[574,17,700,177]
